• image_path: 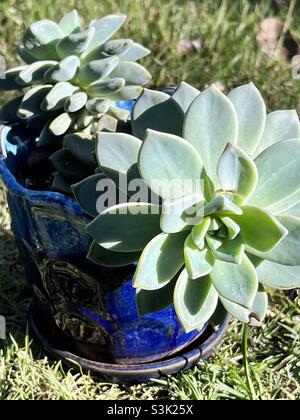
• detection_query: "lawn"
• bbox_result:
[0,0,300,400]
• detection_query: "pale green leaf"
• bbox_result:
[138,129,203,200]
[210,254,258,308]
[87,202,161,252]
[228,82,266,154]
[254,110,300,157]
[174,270,218,333]
[220,285,268,323]
[87,240,139,267]
[249,139,300,213]
[18,85,52,119]
[256,259,300,289]
[191,217,211,249]
[212,235,245,264]
[72,173,107,217]
[96,132,141,192]
[248,214,300,265]
[83,14,127,56]
[217,143,258,203]
[110,61,151,86]
[183,84,238,183]
[171,81,200,112]
[231,206,287,252]
[184,235,215,279]
[59,10,81,35]
[220,217,240,239]
[133,231,188,290]
[160,192,204,233]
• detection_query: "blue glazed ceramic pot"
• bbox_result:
[0,123,205,365]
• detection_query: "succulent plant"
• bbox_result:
[0,10,151,193]
[74,81,300,332]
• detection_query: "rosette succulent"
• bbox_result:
[0,10,151,193]
[76,81,300,332]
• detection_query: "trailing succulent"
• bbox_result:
[0,10,151,193]
[63,82,300,331]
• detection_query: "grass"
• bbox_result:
[0,0,300,400]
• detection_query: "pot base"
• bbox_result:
[29,302,230,385]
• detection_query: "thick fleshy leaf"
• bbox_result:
[87,202,161,252]
[171,82,200,113]
[110,61,151,86]
[26,20,64,45]
[220,285,268,323]
[16,61,57,85]
[132,88,169,120]
[64,92,87,113]
[23,21,63,60]
[37,122,63,147]
[256,259,300,289]
[52,174,72,195]
[183,84,238,183]
[59,10,81,35]
[72,173,117,218]
[0,97,23,122]
[286,201,300,218]
[206,235,222,251]
[96,132,141,191]
[184,235,215,279]
[220,217,240,240]
[138,130,203,200]
[85,98,111,115]
[231,206,287,252]
[63,133,96,167]
[191,217,211,249]
[49,112,74,136]
[41,82,78,111]
[112,85,143,101]
[107,105,130,121]
[249,139,300,213]
[212,235,244,264]
[56,27,95,59]
[204,196,242,216]
[18,85,52,119]
[160,192,204,233]
[78,56,119,87]
[73,109,93,131]
[133,231,188,290]
[101,39,134,56]
[0,66,27,91]
[217,143,258,203]
[248,214,300,265]
[96,114,117,132]
[45,55,80,82]
[50,149,93,180]
[87,241,139,267]
[132,96,184,140]
[254,110,300,157]
[118,42,150,61]
[136,276,176,317]
[87,78,125,97]
[174,270,218,332]
[210,254,258,308]
[228,83,266,154]
[16,46,36,64]
[84,14,127,56]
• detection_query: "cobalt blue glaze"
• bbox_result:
[0,107,203,364]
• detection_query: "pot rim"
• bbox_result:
[0,125,86,218]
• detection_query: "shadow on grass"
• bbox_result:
[0,226,42,355]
